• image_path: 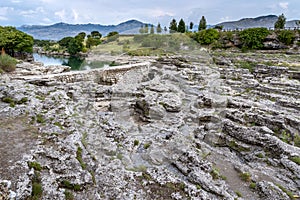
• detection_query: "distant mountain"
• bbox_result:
[216,15,299,30]
[18,20,148,40]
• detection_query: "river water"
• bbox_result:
[33,53,112,70]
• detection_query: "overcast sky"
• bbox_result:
[0,0,299,27]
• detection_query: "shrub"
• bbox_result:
[0,54,17,72]
[277,30,295,45]
[195,29,220,45]
[240,172,251,182]
[239,28,270,49]
[28,162,42,171]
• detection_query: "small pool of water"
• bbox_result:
[33,53,113,70]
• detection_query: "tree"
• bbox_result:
[150,25,155,34]
[156,23,162,33]
[58,37,73,48]
[0,26,34,57]
[145,24,149,34]
[274,14,286,29]
[178,19,186,33]
[169,19,178,33]
[139,25,144,34]
[91,31,102,38]
[198,16,207,31]
[86,31,102,48]
[75,32,86,43]
[164,26,168,33]
[67,38,83,55]
[190,22,194,31]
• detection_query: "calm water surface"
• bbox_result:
[33,53,112,70]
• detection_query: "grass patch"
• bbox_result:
[275,183,295,200]
[36,114,45,124]
[28,161,42,171]
[239,172,251,182]
[143,143,151,149]
[134,140,139,146]
[64,190,74,200]
[61,180,82,191]
[249,182,257,189]
[76,146,87,169]
[235,60,256,73]
[290,156,300,165]
[0,54,17,72]
[235,190,243,197]
[30,172,43,200]
[54,122,64,130]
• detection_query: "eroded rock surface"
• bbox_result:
[0,50,299,199]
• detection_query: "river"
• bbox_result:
[33,53,112,70]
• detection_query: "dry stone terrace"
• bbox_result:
[0,49,299,199]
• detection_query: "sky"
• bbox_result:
[0,0,299,27]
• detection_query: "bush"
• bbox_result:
[0,54,17,72]
[277,30,295,45]
[239,28,270,49]
[194,29,220,45]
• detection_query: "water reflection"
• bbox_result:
[62,56,84,70]
[33,53,115,71]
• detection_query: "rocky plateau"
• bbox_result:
[0,49,299,200]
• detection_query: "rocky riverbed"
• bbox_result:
[0,49,299,199]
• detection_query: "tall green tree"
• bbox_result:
[198,16,207,31]
[169,19,178,33]
[190,22,194,30]
[139,25,144,34]
[274,14,286,29]
[156,23,162,33]
[150,25,155,34]
[145,24,149,34]
[178,19,186,33]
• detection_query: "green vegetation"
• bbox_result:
[61,180,81,191]
[249,182,257,189]
[178,19,186,33]
[54,122,64,130]
[235,60,256,73]
[30,172,43,200]
[192,29,220,45]
[144,143,151,149]
[64,190,74,200]
[134,140,139,146]
[36,31,102,56]
[275,183,294,200]
[28,161,42,171]
[156,23,162,34]
[277,30,295,45]
[290,156,300,165]
[76,146,87,169]
[36,114,45,124]
[2,96,28,107]
[169,19,178,33]
[0,54,17,72]
[198,16,207,31]
[239,28,270,49]
[235,191,243,197]
[274,14,286,29]
[0,26,34,56]
[239,172,251,182]
[210,167,220,179]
